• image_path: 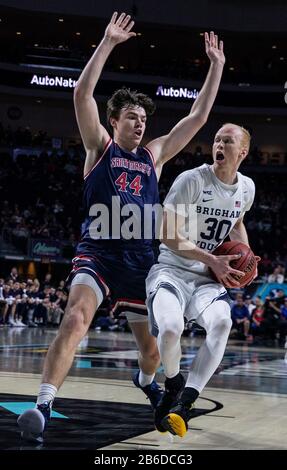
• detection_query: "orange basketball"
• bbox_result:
[210,241,257,287]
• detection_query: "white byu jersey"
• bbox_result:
[159,163,255,273]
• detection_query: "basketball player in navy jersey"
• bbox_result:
[18,12,225,442]
[146,123,260,437]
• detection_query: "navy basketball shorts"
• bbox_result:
[66,248,156,318]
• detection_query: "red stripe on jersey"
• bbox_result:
[115,298,146,305]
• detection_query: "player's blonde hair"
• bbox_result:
[222,123,251,153]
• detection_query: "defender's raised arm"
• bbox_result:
[74,13,136,157]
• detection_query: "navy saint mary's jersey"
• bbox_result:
[77,138,159,254]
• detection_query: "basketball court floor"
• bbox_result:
[0,327,287,450]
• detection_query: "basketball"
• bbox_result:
[210,241,257,287]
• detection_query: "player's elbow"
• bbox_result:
[73,84,90,103]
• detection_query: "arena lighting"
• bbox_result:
[156,85,199,100]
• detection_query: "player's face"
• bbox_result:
[212,126,246,169]
[112,106,147,146]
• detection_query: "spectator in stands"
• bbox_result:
[54,288,67,325]
[269,289,287,345]
[271,288,286,305]
[244,295,256,316]
[281,298,287,320]
[8,267,19,282]
[230,292,245,309]
[262,296,280,343]
[259,252,273,277]
[42,273,53,289]
[231,296,251,339]
[58,280,66,289]
[1,283,10,324]
[25,293,38,328]
[277,297,287,346]
[267,265,284,284]
[279,264,286,281]
[0,279,6,326]
[250,296,264,341]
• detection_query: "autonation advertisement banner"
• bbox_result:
[0,66,285,108]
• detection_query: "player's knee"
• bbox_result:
[206,302,232,336]
[159,319,184,341]
[63,303,90,337]
[215,313,232,336]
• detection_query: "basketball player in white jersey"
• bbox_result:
[146,123,260,437]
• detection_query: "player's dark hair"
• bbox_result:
[106,87,155,130]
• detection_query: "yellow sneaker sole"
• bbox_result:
[165,413,187,437]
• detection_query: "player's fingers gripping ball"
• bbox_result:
[210,241,259,287]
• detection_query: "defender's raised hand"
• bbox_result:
[104,12,136,45]
[205,31,225,65]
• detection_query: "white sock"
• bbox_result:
[186,300,232,392]
[152,287,184,378]
[139,371,155,387]
[36,383,57,406]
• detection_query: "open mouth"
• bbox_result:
[135,130,142,137]
[216,152,225,161]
